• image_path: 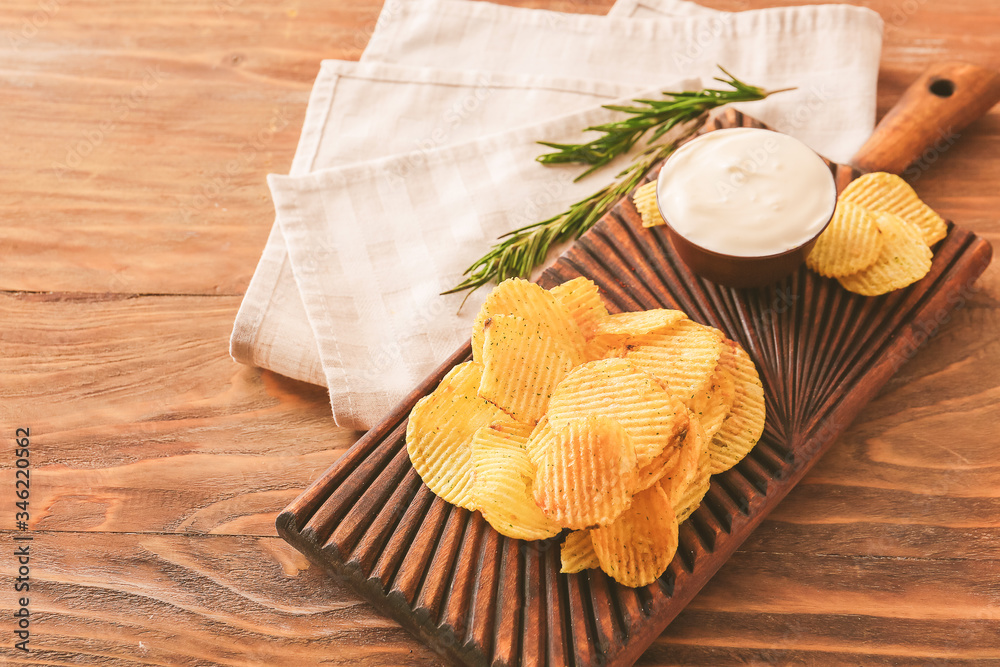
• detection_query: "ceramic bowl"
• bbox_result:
[655,129,837,289]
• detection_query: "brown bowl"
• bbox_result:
[654,127,837,289]
[660,220,831,289]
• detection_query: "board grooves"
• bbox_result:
[465,525,502,660]
[349,467,423,574]
[441,513,487,640]
[587,571,620,657]
[276,109,993,667]
[370,484,436,591]
[685,511,716,558]
[415,506,471,624]
[522,543,547,667]
[700,484,737,534]
[552,550,576,667]
[492,538,523,665]
[303,424,407,545]
[330,441,413,559]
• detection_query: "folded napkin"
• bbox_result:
[608,0,723,18]
[231,61,644,388]
[363,0,881,164]
[232,0,883,429]
[270,83,703,427]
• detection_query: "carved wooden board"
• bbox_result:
[276,110,993,666]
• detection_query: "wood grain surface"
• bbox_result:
[0,0,998,665]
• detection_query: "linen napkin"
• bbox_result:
[231,62,651,388]
[608,0,723,18]
[362,0,881,164]
[270,86,694,426]
[232,0,883,429]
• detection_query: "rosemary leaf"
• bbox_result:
[444,67,792,300]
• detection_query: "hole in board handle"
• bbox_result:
[929,78,955,98]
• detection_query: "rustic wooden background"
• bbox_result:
[1,0,997,664]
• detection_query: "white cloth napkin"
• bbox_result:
[231,0,883,429]
[231,61,645,388]
[363,0,882,164]
[608,0,723,18]
[270,86,696,426]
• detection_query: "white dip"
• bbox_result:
[656,127,836,257]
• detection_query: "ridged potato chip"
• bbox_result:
[592,309,687,338]
[633,439,681,493]
[806,200,884,278]
[837,212,933,296]
[550,277,612,361]
[533,415,638,530]
[617,320,725,403]
[709,341,766,474]
[524,414,552,468]
[560,530,599,574]
[547,358,688,469]
[631,403,692,493]
[479,314,577,423]
[406,361,504,510]
[471,278,585,365]
[633,181,665,228]
[550,277,608,337]
[688,364,736,439]
[588,309,689,371]
[471,420,562,540]
[839,171,947,246]
[671,414,712,523]
[590,482,679,587]
[661,413,709,512]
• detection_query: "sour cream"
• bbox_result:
[656,128,836,257]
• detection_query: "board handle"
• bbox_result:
[850,61,1000,174]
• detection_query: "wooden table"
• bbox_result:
[1,0,997,664]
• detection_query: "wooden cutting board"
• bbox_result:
[276,64,997,666]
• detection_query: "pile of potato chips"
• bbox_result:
[406,277,766,588]
[634,171,946,297]
[806,172,946,295]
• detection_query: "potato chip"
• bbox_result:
[550,277,612,361]
[688,364,736,440]
[471,278,585,365]
[709,341,766,474]
[806,200,883,278]
[633,439,680,493]
[839,171,947,246]
[524,414,552,468]
[592,309,687,337]
[550,277,608,337]
[588,309,689,364]
[533,415,638,530]
[632,180,665,228]
[631,406,691,493]
[560,530,599,574]
[837,211,933,296]
[590,482,679,587]
[671,415,712,524]
[617,320,725,403]
[479,314,577,423]
[661,413,709,512]
[406,362,504,510]
[546,358,688,469]
[471,420,562,541]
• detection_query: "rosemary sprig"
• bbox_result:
[537,67,791,181]
[442,140,687,302]
[444,68,792,299]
